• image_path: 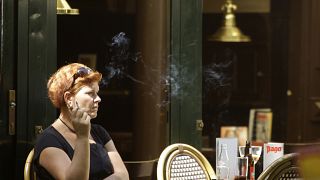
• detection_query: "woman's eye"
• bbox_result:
[89,92,97,97]
[87,92,95,96]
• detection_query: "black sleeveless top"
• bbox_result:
[33,124,114,180]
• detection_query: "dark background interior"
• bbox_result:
[58,0,320,161]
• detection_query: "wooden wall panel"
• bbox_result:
[287,0,320,142]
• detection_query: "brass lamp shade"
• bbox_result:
[57,0,79,15]
[208,0,250,42]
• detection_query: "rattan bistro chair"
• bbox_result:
[24,148,36,180]
[257,153,300,180]
[157,143,217,180]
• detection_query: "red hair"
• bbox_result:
[47,63,102,108]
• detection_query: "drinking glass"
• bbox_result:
[238,146,262,179]
[234,157,248,180]
[238,146,262,164]
[238,146,245,157]
[250,146,262,164]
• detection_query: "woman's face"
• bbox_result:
[74,82,101,119]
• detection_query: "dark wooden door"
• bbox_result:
[170,0,203,148]
[0,0,57,179]
[0,0,17,179]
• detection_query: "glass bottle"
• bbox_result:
[244,141,254,180]
[217,143,230,180]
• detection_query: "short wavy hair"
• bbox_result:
[47,63,102,108]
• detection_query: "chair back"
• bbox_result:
[24,148,36,180]
[257,153,300,180]
[157,143,217,180]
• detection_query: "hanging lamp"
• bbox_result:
[208,0,250,42]
[57,0,79,15]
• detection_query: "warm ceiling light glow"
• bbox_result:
[208,0,251,42]
[57,0,79,15]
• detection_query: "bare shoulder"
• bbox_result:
[39,147,71,179]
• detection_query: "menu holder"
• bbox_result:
[216,138,238,179]
[263,142,284,170]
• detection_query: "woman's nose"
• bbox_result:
[94,95,101,103]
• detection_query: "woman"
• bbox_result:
[33,63,129,180]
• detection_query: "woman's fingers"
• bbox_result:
[69,100,79,114]
[71,103,91,125]
[75,101,80,109]
[71,109,91,137]
[80,111,90,123]
[85,112,91,122]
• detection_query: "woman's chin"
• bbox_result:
[89,112,98,119]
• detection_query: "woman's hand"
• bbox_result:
[69,101,91,138]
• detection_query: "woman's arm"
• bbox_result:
[40,105,92,180]
[104,140,129,180]
[39,137,90,180]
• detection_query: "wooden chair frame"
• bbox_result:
[24,148,36,180]
[157,143,216,180]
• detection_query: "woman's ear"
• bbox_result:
[64,91,74,109]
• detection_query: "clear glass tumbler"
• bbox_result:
[234,156,248,180]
